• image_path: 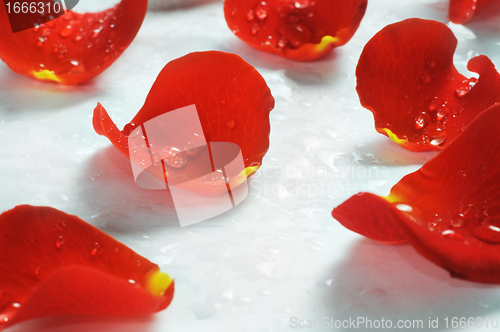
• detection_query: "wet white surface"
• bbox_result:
[1,0,500,331]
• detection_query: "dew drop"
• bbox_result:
[70,60,79,66]
[246,10,255,21]
[37,37,45,48]
[278,24,312,48]
[420,74,430,84]
[251,24,259,36]
[254,2,268,20]
[55,237,64,250]
[414,111,430,130]
[74,35,83,42]
[92,27,102,39]
[430,130,447,146]
[458,170,466,179]
[227,120,236,129]
[473,225,500,244]
[12,303,20,308]
[456,85,471,98]
[159,147,188,169]
[450,217,467,228]
[442,230,464,241]
[231,7,237,16]
[59,25,74,38]
[128,279,136,284]
[34,266,41,276]
[434,106,449,122]
[277,38,288,48]
[426,60,436,68]
[428,101,438,111]
[396,204,413,212]
[90,242,99,257]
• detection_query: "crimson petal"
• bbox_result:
[0,205,174,330]
[333,104,500,283]
[356,18,500,152]
[0,0,147,84]
[224,0,367,61]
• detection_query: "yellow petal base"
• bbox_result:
[145,270,173,297]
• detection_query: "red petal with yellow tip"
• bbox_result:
[0,0,147,84]
[333,104,500,283]
[0,205,174,330]
[356,18,500,152]
[224,0,367,61]
[93,51,274,186]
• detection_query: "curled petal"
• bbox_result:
[333,104,500,283]
[356,18,500,151]
[0,0,147,84]
[224,0,367,61]
[93,51,274,193]
[0,205,174,330]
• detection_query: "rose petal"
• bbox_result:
[93,51,274,190]
[356,18,500,151]
[333,104,500,283]
[0,205,174,330]
[0,0,147,84]
[449,0,498,24]
[224,0,367,61]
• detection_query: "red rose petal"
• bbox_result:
[332,104,500,283]
[0,205,174,330]
[331,193,408,243]
[449,0,498,24]
[356,18,500,152]
[224,0,367,61]
[93,51,274,189]
[0,0,147,84]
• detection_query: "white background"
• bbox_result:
[1,0,500,331]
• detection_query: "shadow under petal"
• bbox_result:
[322,239,500,328]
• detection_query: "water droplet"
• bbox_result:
[74,35,83,42]
[277,38,288,48]
[426,60,436,68]
[128,279,136,284]
[135,260,142,267]
[414,111,430,130]
[114,247,120,254]
[450,217,467,228]
[396,204,413,212]
[92,27,102,39]
[227,120,236,129]
[12,303,20,308]
[442,230,464,241]
[434,106,449,122]
[254,2,268,20]
[428,101,438,111]
[458,170,466,179]
[231,7,237,16]
[473,225,500,244]
[37,37,44,47]
[278,24,312,48]
[70,60,79,66]
[294,0,310,9]
[90,243,99,257]
[430,130,447,146]
[420,74,430,84]
[55,237,64,250]
[59,25,74,38]
[251,24,259,35]
[456,85,471,97]
[34,266,41,276]
[246,10,255,21]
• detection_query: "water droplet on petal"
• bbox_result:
[55,237,63,250]
[246,10,255,21]
[227,120,236,129]
[473,225,500,244]
[278,24,312,48]
[427,60,436,68]
[450,217,467,228]
[251,24,259,35]
[396,204,413,212]
[34,266,41,276]
[442,230,464,241]
[456,85,471,97]
[159,147,188,169]
[458,170,466,179]
[434,106,449,122]
[277,38,288,48]
[59,25,74,38]
[420,74,430,84]
[254,2,268,20]
[414,111,430,130]
[74,35,83,42]
[430,129,447,146]
[90,243,99,257]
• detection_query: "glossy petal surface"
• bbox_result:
[333,105,500,283]
[224,0,367,61]
[356,18,500,151]
[0,0,147,84]
[0,205,174,330]
[449,0,499,24]
[93,51,274,187]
